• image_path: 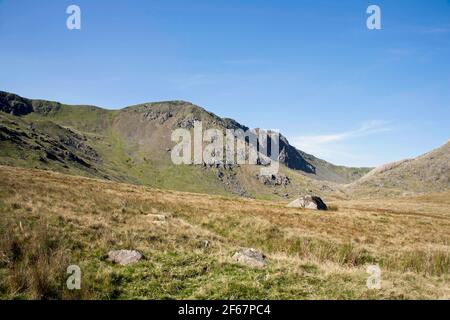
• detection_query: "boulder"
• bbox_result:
[107,250,143,266]
[147,214,167,222]
[232,248,267,268]
[287,195,328,211]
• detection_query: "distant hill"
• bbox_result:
[0,90,372,199]
[348,141,450,197]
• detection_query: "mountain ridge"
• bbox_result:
[3,90,448,199]
[348,141,450,197]
[0,91,370,194]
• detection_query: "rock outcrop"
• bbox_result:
[256,173,290,186]
[0,92,33,116]
[232,248,267,268]
[107,250,143,266]
[287,195,328,210]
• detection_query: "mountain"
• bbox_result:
[298,150,372,184]
[2,90,448,200]
[348,141,450,197]
[0,90,370,199]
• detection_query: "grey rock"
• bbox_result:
[176,115,200,129]
[233,248,267,268]
[256,173,290,186]
[287,195,328,211]
[107,250,143,266]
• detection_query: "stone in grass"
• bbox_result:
[287,195,328,211]
[232,248,267,268]
[147,214,167,223]
[107,250,143,266]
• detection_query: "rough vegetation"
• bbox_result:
[0,166,448,299]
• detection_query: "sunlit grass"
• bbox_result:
[0,165,449,299]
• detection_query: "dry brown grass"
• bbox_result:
[0,165,448,299]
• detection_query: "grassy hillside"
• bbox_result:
[348,142,450,197]
[1,90,448,201]
[0,165,448,299]
[0,112,104,178]
[0,91,371,197]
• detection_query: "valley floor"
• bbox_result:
[0,165,449,299]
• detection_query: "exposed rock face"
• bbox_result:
[107,250,143,266]
[142,109,173,124]
[278,139,316,173]
[176,115,199,129]
[0,92,33,116]
[232,248,267,268]
[287,195,328,210]
[256,173,290,186]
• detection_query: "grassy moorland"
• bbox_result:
[0,165,448,300]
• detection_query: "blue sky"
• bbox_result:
[0,0,449,167]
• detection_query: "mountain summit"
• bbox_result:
[3,90,448,199]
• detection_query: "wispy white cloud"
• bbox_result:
[295,121,391,146]
[292,121,392,166]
